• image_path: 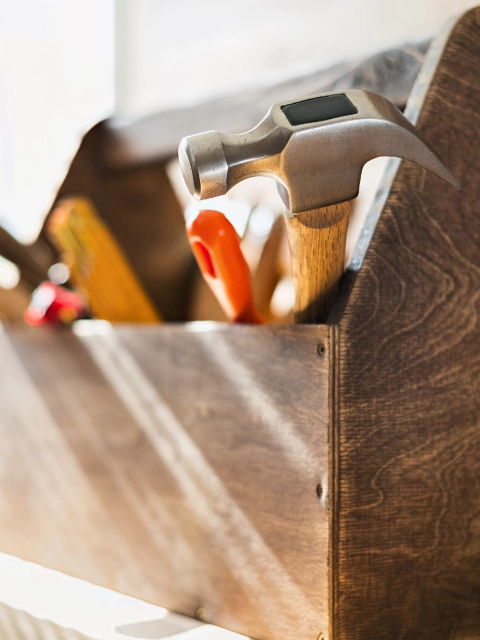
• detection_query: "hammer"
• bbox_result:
[179,90,460,323]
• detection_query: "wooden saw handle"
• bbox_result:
[285,201,351,323]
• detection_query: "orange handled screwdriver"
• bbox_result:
[187,210,264,324]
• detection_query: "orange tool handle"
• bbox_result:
[187,210,264,324]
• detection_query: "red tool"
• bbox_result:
[24,281,88,327]
[187,210,264,324]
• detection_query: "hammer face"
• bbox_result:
[178,132,229,199]
[179,89,459,214]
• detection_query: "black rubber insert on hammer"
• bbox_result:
[281,94,358,126]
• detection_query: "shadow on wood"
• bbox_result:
[0,7,479,640]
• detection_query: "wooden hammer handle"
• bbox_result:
[285,201,351,323]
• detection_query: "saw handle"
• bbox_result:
[284,201,351,323]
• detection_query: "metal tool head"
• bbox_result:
[179,90,460,216]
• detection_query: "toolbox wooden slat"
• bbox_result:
[0,323,331,640]
[335,7,480,639]
[103,43,428,169]
[38,125,195,322]
[1,7,480,640]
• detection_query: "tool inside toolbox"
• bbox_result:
[0,42,430,327]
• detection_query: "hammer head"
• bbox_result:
[179,90,460,216]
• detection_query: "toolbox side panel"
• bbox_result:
[335,9,480,640]
[1,322,331,640]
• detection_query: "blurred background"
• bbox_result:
[0,0,476,321]
[1,0,476,241]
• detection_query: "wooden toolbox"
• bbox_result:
[1,8,479,640]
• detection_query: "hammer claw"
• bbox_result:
[179,90,460,323]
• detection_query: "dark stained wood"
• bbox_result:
[34,43,429,323]
[0,321,331,640]
[1,10,479,640]
[40,124,195,322]
[334,8,480,639]
[0,225,47,288]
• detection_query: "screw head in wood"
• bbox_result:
[196,607,208,621]
[317,343,326,356]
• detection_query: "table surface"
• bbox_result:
[0,551,247,640]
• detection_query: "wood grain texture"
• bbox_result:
[285,202,351,323]
[39,124,195,322]
[2,12,479,640]
[47,198,161,323]
[0,321,332,640]
[252,215,285,321]
[334,8,480,639]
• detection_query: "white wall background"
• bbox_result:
[0,0,477,242]
[115,0,478,117]
[0,0,114,242]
